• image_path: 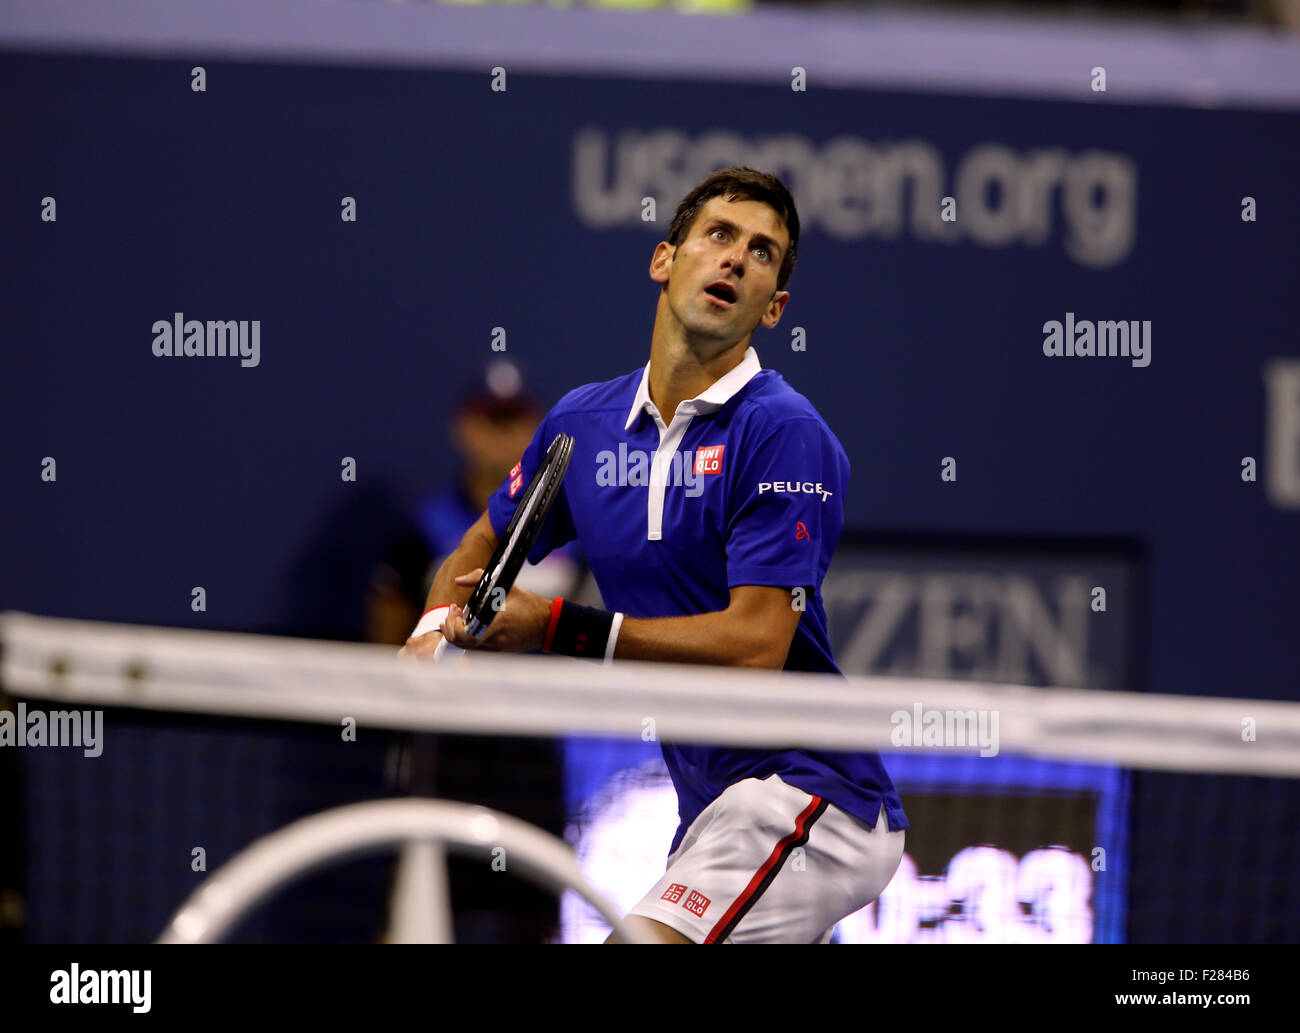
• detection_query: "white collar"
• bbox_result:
[623,346,762,431]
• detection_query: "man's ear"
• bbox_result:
[649,240,675,286]
[760,290,790,329]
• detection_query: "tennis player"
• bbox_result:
[401,167,908,944]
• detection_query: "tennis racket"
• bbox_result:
[432,432,575,662]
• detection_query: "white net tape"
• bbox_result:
[3,610,1299,777]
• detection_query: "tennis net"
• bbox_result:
[3,611,1298,943]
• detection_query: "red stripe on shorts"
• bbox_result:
[703,793,827,944]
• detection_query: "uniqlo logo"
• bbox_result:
[693,445,725,476]
[683,890,711,917]
[509,472,523,498]
[660,883,687,904]
[509,461,522,479]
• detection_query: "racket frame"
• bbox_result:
[461,432,574,638]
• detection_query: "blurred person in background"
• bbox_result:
[366,358,583,644]
[367,358,585,943]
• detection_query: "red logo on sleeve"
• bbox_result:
[509,473,524,498]
[795,521,810,541]
[661,883,687,904]
[683,890,711,917]
[693,445,725,476]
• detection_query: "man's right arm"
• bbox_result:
[398,508,499,657]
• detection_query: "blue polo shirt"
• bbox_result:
[487,346,908,855]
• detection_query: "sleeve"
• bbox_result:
[486,408,579,566]
[725,417,847,590]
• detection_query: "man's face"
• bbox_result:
[651,197,790,348]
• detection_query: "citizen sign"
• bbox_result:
[757,481,833,501]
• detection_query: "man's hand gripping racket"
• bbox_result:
[424,432,574,665]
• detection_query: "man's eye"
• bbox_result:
[754,247,769,260]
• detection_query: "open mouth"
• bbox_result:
[704,282,737,307]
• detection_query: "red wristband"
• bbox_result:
[542,597,565,653]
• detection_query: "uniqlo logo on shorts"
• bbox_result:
[660,883,687,904]
[693,445,725,476]
[683,890,711,917]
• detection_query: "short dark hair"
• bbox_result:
[666,166,800,293]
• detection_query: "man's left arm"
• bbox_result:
[610,584,803,669]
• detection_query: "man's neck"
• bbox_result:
[647,336,749,421]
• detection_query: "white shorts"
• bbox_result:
[627,773,906,943]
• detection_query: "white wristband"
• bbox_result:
[411,605,451,639]
[603,611,625,666]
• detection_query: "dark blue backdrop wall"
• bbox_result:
[4,52,1296,699]
[2,50,1297,941]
